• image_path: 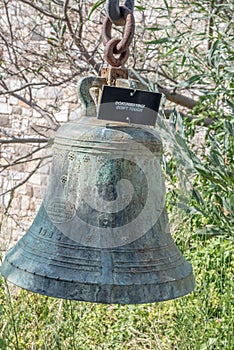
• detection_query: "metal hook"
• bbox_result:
[126,117,131,124]
[130,89,136,96]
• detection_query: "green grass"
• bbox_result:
[1,229,233,350]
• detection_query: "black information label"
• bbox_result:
[97,86,162,126]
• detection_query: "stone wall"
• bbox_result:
[0,0,102,251]
[0,83,80,252]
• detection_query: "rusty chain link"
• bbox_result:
[104,38,130,67]
[105,0,135,26]
[102,3,135,67]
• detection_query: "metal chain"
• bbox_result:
[105,0,135,26]
[102,2,135,67]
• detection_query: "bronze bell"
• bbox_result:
[0,74,195,304]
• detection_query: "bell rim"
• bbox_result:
[1,258,195,304]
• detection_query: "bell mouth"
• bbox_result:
[1,255,195,304]
[1,203,195,304]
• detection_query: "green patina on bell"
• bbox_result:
[0,73,195,304]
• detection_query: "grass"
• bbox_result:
[0,221,233,350]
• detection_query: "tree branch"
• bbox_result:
[18,0,63,20]
[12,92,59,128]
[0,144,51,173]
[0,138,50,144]
[1,155,52,173]
[158,83,197,109]
[0,71,82,96]
[63,0,101,73]
[1,159,44,196]
[131,69,198,109]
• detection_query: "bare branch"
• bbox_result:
[63,0,100,73]
[163,110,217,127]
[158,84,197,109]
[0,138,50,144]
[0,71,81,96]
[1,155,52,173]
[18,0,63,20]
[1,159,44,196]
[3,1,32,91]
[1,188,14,217]
[11,92,59,128]
[0,144,51,173]
[0,128,17,140]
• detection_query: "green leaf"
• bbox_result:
[192,188,205,206]
[224,67,234,74]
[178,74,204,88]
[163,46,180,58]
[145,26,169,31]
[207,39,219,65]
[226,100,234,112]
[181,54,187,66]
[146,38,170,45]
[88,0,105,20]
[62,24,67,36]
[0,339,6,350]
[224,120,234,135]
[135,6,146,10]
[163,0,170,13]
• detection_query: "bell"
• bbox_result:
[0,74,195,304]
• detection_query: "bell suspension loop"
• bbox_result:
[105,0,135,26]
[102,0,135,67]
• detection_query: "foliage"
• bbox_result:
[144,0,234,103]
[144,0,234,239]
[158,109,234,239]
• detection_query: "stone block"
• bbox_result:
[17,184,27,195]
[15,144,31,156]
[29,173,41,186]
[32,186,43,199]
[0,96,7,103]
[63,86,77,102]
[11,120,21,130]
[31,31,45,41]
[55,109,69,122]
[13,163,25,172]
[13,172,23,181]
[0,103,11,114]
[26,184,33,196]
[21,196,30,211]
[2,193,12,207]
[41,174,49,187]
[35,87,63,100]
[29,200,36,211]
[22,107,33,117]
[9,80,21,91]
[8,96,19,105]
[12,106,22,115]
[21,118,29,131]
[32,109,41,118]
[0,115,10,126]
